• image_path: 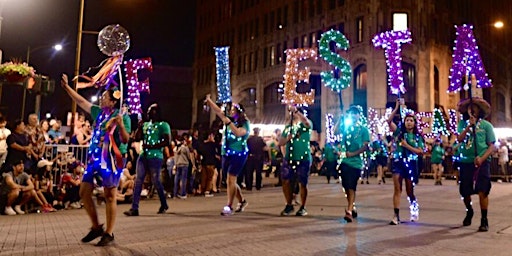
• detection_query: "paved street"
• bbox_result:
[1,176,512,255]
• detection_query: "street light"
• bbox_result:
[21,43,63,119]
[494,20,504,29]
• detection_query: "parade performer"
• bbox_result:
[204,94,249,216]
[61,74,131,246]
[124,103,170,216]
[456,97,495,232]
[338,106,370,222]
[387,99,424,225]
[431,137,445,185]
[279,105,312,216]
[370,133,388,185]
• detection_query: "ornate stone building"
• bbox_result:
[192,0,511,141]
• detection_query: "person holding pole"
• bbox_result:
[204,94,250,216]
[279,105,312,216]
[387,99,424,225]
[456,97,495,232]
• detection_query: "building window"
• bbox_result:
[283,5,288,27]
[308,0,315,18]
[293,37,299,48]
[434,66,440,106]
[329,0,336,9]
[245,54,250,73]
[293,0,299,23]
[354,64,367,90]
[283,41,288,63]
[338,22,345,33]
[277,43,282,63]
[237,56,242,75]
[316,0,322,15]
[277,8,282,29]
[263,47,268,68]
[393,12,408,31]
[310,32,316,47]
[356,16,363,43]
[264,14,268,34]
[302,34,308,47]
[264,83,282,104]
[250,52,255,71]
[241,88,257,106]
[270,10,275,32]
[270,45,276,66]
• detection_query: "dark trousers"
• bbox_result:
[245,155,263,190]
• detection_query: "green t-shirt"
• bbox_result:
[340,125,370,169]
[430,144,445,164]
[282,121,312,161]
[370,140,388,159]
[456,119,496,163]
[141,121,171,159]
[90,105,131,155]
[392,129,424,161]
[221,120,250,156]
[323,142,339,162]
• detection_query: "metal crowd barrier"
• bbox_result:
[43,144,89,185]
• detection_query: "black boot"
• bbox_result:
[478,218,489,232]
[462,208,473,226]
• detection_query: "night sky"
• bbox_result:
[0,0,195,123]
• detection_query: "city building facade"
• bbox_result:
[193,0,511,142]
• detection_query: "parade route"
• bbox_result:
[1,176,512,255]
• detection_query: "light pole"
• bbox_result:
[70,0,98,133]
[21,44,62,119]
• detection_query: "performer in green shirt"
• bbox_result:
[386,100,424,225]
[124,103,171,217]
[338,106,370,223]
[430,138,445,185]
[61,74,131,246]
[279,105,312,217]
[456,97,496,232]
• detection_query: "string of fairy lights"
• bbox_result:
[124,57,153,115]
[372,30,412,95]
[448,24,492,93]
[318,29,352,92]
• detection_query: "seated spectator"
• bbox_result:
[34,159,57,212]
[2,159,48,215]
[60,160,83,209]
[117,160,135,203]
[0,117,11,169]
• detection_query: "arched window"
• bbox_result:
[353,64,367,114]
[386,62,417,111]
[239,87,257,119]
[263,83,285,123]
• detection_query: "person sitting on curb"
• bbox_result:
[2,159,48,215]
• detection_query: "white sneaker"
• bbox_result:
[14,205,25,215]
[389,215,400,225]
[141,189,149,197]
[4,206,16,216]
[71,202,82,209]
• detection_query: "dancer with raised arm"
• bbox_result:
[204,94,250,216]
[61,74,131,246]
